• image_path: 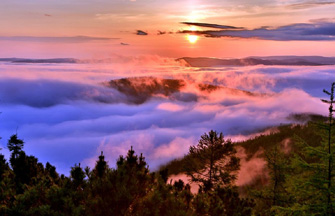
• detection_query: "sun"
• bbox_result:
[187,35,199,44]
[186,26,199,44]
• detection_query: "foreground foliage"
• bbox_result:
[0,133,253,216]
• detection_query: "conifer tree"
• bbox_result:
[281,82,335,215]
[7,134,40,192]
[0,154,9,182]
[94,151,107,178]
[252,144,292,215]
[7,134,24,159]
[70,163,85,189]
[322,82,335,214]
[185,130,240,191]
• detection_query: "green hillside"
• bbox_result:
[160,113,326,177]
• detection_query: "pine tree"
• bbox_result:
[281,82,335,215]
[7,135,42,193]
[0,154,9,182]
[70,163,86,189]
[252,144,292,215]
[184,130,240,191]
[85,147,153,216]
[7,134,24,159]
[94,151,107,178]
[322,82,335,214]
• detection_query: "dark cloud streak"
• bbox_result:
[181,22,245,30]
[136,30,148,35]
[178,22,335,41]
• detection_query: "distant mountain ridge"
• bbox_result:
[178,56,335,67]
[1,56,335,66]
[0,58,80,64]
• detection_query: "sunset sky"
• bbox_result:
[1,0,335,58]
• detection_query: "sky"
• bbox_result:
[0,0,335,178]
[1,0,335,58]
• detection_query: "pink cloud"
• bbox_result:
[156,102,185,112]
[153,136,195,159]
[236,147,267,186]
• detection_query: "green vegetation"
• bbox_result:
[105,77,255,104]
[106,77,186,104]
[184,130,240,191]
[160,121,323,177]
[1,82,335,215]
[0,135,253,216]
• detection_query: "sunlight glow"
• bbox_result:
[187,35,199,44]
[186,26,199,44]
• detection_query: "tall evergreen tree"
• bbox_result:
[70,163,85,190]
[184,130,240,191]
[0,154,9,182]
[252,144,292,215]
[322,82,335,214]
[281,82,335,215]
[85,146,153,216]
[7,134,42,193]
[7,134,24,159]
[94,151,107,178]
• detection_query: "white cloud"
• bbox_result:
[0,58,333,174]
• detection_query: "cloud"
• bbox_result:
[236,147,267,186]
[168,174,199,193]
[286,1,335,10]
[181,22,245,30]
[0,58,333,175]
[178,21,335,41]
[157,31,166,35]
[152,137,194,160]
[136,30,148,35]
[0,79,127,107]
[95,13,148,21]
[0,36,118,43]
[310,17,335,23]
[156,31,174,35]
[156,102,185,112]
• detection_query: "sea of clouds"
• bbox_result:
[0,55,333,176]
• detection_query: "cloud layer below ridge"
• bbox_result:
[0,57,332,174]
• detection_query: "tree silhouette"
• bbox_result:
[70,163,85,189]
[94,151,107,178]
[185,130,240,191]
[0,154,9,182]
[7,134,24,159]
[322,82,335,214]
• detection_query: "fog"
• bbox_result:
[0,57,333,175]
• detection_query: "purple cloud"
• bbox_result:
[136,30,148,35]
[181,22,245,30]
[180,22,335,41]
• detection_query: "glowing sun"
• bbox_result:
[186,26,199,44]
[187,34,199,44]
